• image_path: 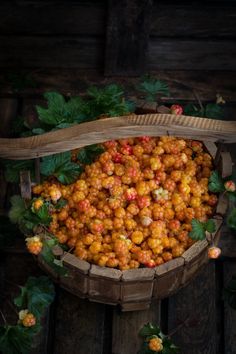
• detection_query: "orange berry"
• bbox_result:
[26,236,43,255]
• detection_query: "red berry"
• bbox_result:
[145,259,156,268]
[170,104,183,115]
[120,145,133,155]
[112,152,123,163]
[125,188,137,201]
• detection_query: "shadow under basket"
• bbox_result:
[0,112,235,311]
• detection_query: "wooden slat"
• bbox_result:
[112,300,160,354]
[148,39,236,70]
[105,0,152,76]
[53,289,107,354]
[223,260,236,354]
[0,98,18,138]
[168,262,219,354]
[0,114,235,160]
[0,1,105,36]
[0,36,103,69]
[150,4,236,38]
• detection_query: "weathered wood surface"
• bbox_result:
[150,3,236,38]
[0,37,103,69]
[223,260,236,354]
[148,40,236,70]
[53,289,107,354]
[168,262,220,354]
[112,300,160,354]
[0,114,236,160]
[105,0,152,76]
[0,1,105,36]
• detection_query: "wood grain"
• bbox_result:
[168,262,219,354]
[105,0,152,76]
[53,290,106,354]
[0,114,235,160]
[0,1,105,36]
[223,260,236,354]
[0,36,103,69]
[112,300,160,354]
[150,3,236,38]
[148,39,236,70]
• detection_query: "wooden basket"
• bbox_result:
[0,113,235,311]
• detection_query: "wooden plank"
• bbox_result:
[112,299,161,354]
[0,98,18,138]
[220,224,236,257]
[105,0,152,76]
[53,289,107,354]
[0,1,105,36]
[1,70,236,103]
[168,262,219,354]
[148,39,236,70]
[150,4,236,38]
[223,260,236,354]
[0,36,103,69]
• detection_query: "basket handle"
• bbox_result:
[0,114,235,160]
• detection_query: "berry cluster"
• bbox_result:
[32,136,217,270]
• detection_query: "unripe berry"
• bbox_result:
[224,180,236,192]
[208,246,221,259]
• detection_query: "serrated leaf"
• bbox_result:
[208,171,225,193]
[77,144,105,165]
[14,276,55,319]
[40,152,83,184]
[184,103,203,117]
[205,219,216,233]
[139,323,161,337]
[205,103,223,119]
[35,204,52,225]
[138,78,169,102]
[3,159,34,183]
[8,195,26,224]
[0,325,39,354]
[227,208,236,230]
[189,219,206,240]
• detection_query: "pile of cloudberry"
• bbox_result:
[32,136,218,270]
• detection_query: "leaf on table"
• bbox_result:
[0,325,39,354]
[138,77,169,102]
[14,276,55,319]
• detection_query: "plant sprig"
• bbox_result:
[189,219,216,241]
[138,323,179,354]
[0,276,55,354]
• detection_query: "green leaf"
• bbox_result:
[35,204,52,226]
[205,219,216,233]
[227,208,236,230]
[184,103,204,117]
[223,275,236,309]
[8,195,26,224]
[189,219,206,240]
[40,152,83,184]
[3,159,34,183]
[36,92,66,126]
[54,198,67,210]
[139,323,161,337]
[14,276,55,319]
[205,103,223,119]
[138,78,169,102]
[208,171,225,193]
[77,144,105,165]
[32,128,45,135]
[41,238,68,276]
[0,325,39,354]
